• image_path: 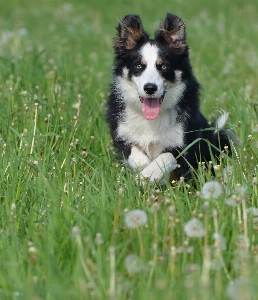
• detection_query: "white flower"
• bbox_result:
[71,226,81,239]
[237,234,250,249]
[246,207,258,216]
[235,184,247,195]
[124,254,148,274]
[225,195,240,207]
[225,185,247,206]
[124,209,148,229]
[213,233,227,251]
[95,233,104,246]
[226,278,254,300]
[200,181,222,199]
[210,259,224,270]
[223,166,233,183]
[184,218,205,238]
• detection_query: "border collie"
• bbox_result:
[106,13,235,184]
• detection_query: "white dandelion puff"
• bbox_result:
[246,207,258,216]
[223,166,233,183]
[225,195,241,207]
[95,233,104,246]
[200,181,222,199]
[124,254,148,274]
[210,259,224,270]
[184,218,205,238]
[237,234,250,249]
[226,278,254,300]
[213,233,227,251]
[225,185,247,207]
[124,209,148,229]
[71,226,81,239]
[234,184,247,196]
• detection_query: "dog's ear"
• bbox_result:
[115,15,149,50]
[155,13,188,51]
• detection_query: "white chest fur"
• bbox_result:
[117,106,185,161]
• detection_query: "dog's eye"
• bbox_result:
[161,64,169,70]
[135,64,143,69]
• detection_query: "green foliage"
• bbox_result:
[0,0,258,299]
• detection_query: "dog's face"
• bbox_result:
[113,14,189,120]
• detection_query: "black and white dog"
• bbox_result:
[106,13,235,184]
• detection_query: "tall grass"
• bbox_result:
[0,0,258,299]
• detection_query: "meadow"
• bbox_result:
[0,0,258,299]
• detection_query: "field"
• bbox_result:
[0,0,258,299]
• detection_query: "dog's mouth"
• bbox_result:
[139,94,165,120]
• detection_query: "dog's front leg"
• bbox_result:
[139,153,177,184]
[127,145,151,173]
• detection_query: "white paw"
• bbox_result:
[128,145,151,173]
[139,153,177,184]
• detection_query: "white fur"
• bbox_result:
[132,44,164,98]
[117,107,184,160]
[128,145,150,172]
[215,111,229,132]
[139,152,177,183]
[115,74,186,160]
[175,70,183,82]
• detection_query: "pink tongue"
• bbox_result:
[142,98,160,120]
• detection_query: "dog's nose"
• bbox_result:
[144,83,158,95]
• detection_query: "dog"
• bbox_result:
[106,13,236,184]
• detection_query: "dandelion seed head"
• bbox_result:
[237,234,249,249]
[210,259,224,270]
[71,226,81,239]
[235,184,247,195]
[118,188,124,197]
[124,254,148,274]
[150,202,160,213]
[225,195,240,207]
[213,233,227,251]
[223,166,233,183]
[184,218,205,238]
[124,209,148,229]
[226,278,254,300]
[246,207,258,216]
[95,233,104,246]
[200,181,222,199]
[168,206,175,215]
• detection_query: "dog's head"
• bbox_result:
[113,13,190,120]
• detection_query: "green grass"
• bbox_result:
[0,0,258,299]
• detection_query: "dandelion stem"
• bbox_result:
[204,208,208,249]
[237,205,242,225]
[111,189,122,246]
[136,227,144,258]
[30,104,38,155]
[201,246,211,287]
[147,208,158,287]
[167,207,175,276]
[61,97,81,169]
[75,235,100,298]
[213,210,231,292]
[242,199,248,250]
[109,246,116,300]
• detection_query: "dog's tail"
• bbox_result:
[211,111,238,153]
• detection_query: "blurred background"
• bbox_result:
[0,0,257,133]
